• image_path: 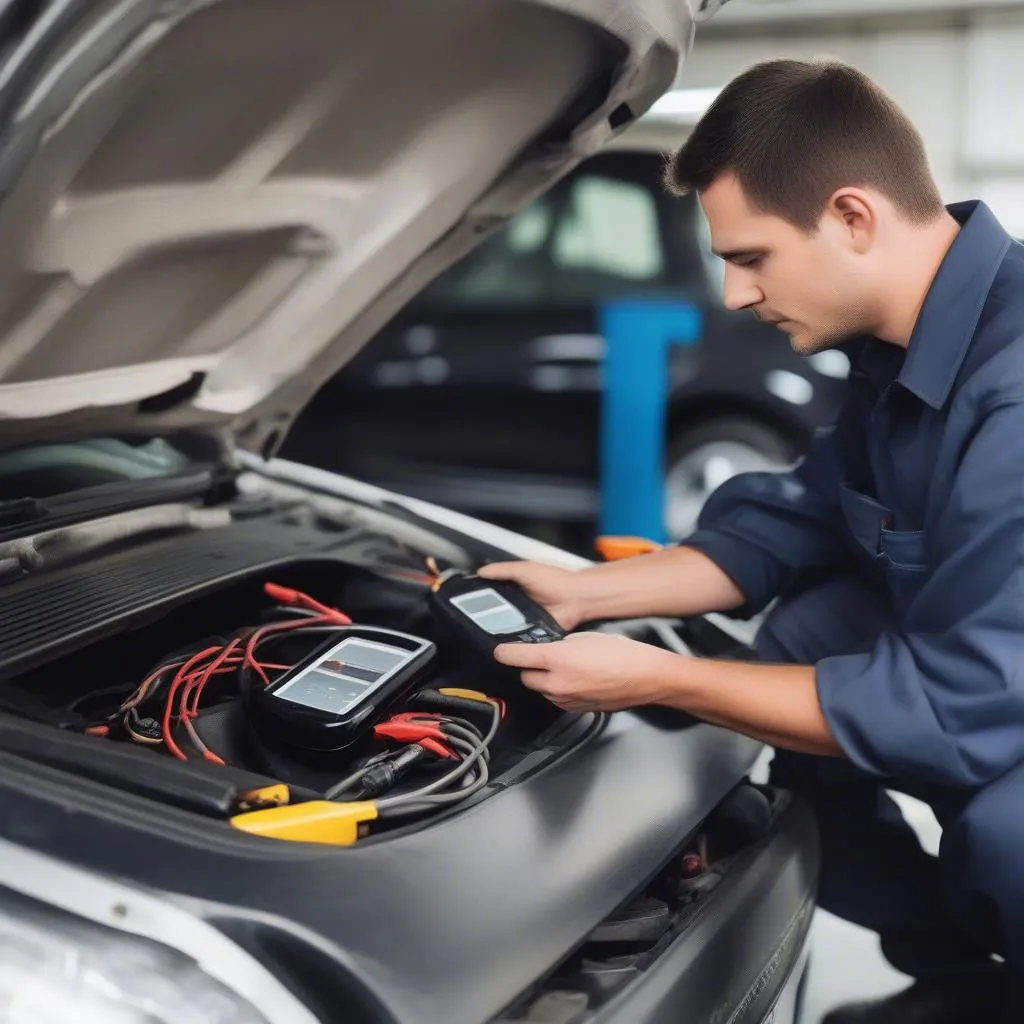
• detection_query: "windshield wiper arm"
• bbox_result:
[0,466,230,543]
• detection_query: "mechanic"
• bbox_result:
[480,60,1024,1024]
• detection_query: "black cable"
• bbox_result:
[269,607,322,620]
[65,684,135,714]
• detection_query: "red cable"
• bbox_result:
[173,621,334,756]
[186,657,235,717]
[169,628,313,758]
[185,656,290,717]
[162,645,221,760]
[243,613,345,685]
[180,638,240,723]
[157,585,350,760]
[263,583,352,622]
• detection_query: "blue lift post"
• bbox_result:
[598,297,703,543]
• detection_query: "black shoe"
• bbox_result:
[821,979,1004,1024]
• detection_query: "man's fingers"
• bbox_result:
[520,669,550,692]
[494,642,552,669]
[477,562,522,581]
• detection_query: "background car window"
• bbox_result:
[506,202,553,254]
[443,198,556,304]
[419,168,670,307]
[552,176,664,281]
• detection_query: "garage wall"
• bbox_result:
[675,8,1024,234]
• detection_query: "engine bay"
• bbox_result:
[0,518,586,845]
[0,461,747,850]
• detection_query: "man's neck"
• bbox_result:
[874,212,962,348]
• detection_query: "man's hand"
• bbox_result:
[493,632,676,712]
[496,633,841,756]
[478,561,587,631]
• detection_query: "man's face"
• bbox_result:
[699,172,878,355]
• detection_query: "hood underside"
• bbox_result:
[0,0,698,455]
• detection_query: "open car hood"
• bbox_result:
[0,0,713,456]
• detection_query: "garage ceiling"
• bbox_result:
[687,0,1024,233]
[711,0,1024,30]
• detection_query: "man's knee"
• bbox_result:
[942,762,1024,964]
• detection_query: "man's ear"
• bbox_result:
[826,188,877,254]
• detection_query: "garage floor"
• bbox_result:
[797,795,943,1024]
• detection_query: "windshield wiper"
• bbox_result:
[0,466,231,544]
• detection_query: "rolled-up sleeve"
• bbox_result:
[818,398,1024,788]
[684,419,853,615]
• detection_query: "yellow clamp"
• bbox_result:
[237,784,290,811]
[230,801,378,846]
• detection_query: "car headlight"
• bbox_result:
[0,888,266,1024]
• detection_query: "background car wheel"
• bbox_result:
[664,417,798,539]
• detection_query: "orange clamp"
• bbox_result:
[595,535,663,561]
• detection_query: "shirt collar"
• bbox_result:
[898,200,1012,409]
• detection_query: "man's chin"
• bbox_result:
[788,328,846,357]
[787,329,817,356]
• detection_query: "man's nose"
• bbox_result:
[723,265,763,312]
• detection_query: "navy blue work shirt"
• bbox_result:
[686,201,1024,790]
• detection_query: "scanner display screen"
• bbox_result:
[450,588,528,635]
[273,638,408,715]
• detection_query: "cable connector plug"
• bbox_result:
[356,746,426,798]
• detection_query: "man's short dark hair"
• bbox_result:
[664,59,945,231]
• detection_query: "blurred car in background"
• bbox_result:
[284,108,850,551]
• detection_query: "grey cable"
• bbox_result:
[375,704,500,813]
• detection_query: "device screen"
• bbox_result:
[273,638,408,715]
[450,587,529,636]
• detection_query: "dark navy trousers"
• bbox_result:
[755,576,1023,995]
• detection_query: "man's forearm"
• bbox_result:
[652,657,842,756]
[577,545,747,622]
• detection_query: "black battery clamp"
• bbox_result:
[247,626,437,755]
[428,569,566,658]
